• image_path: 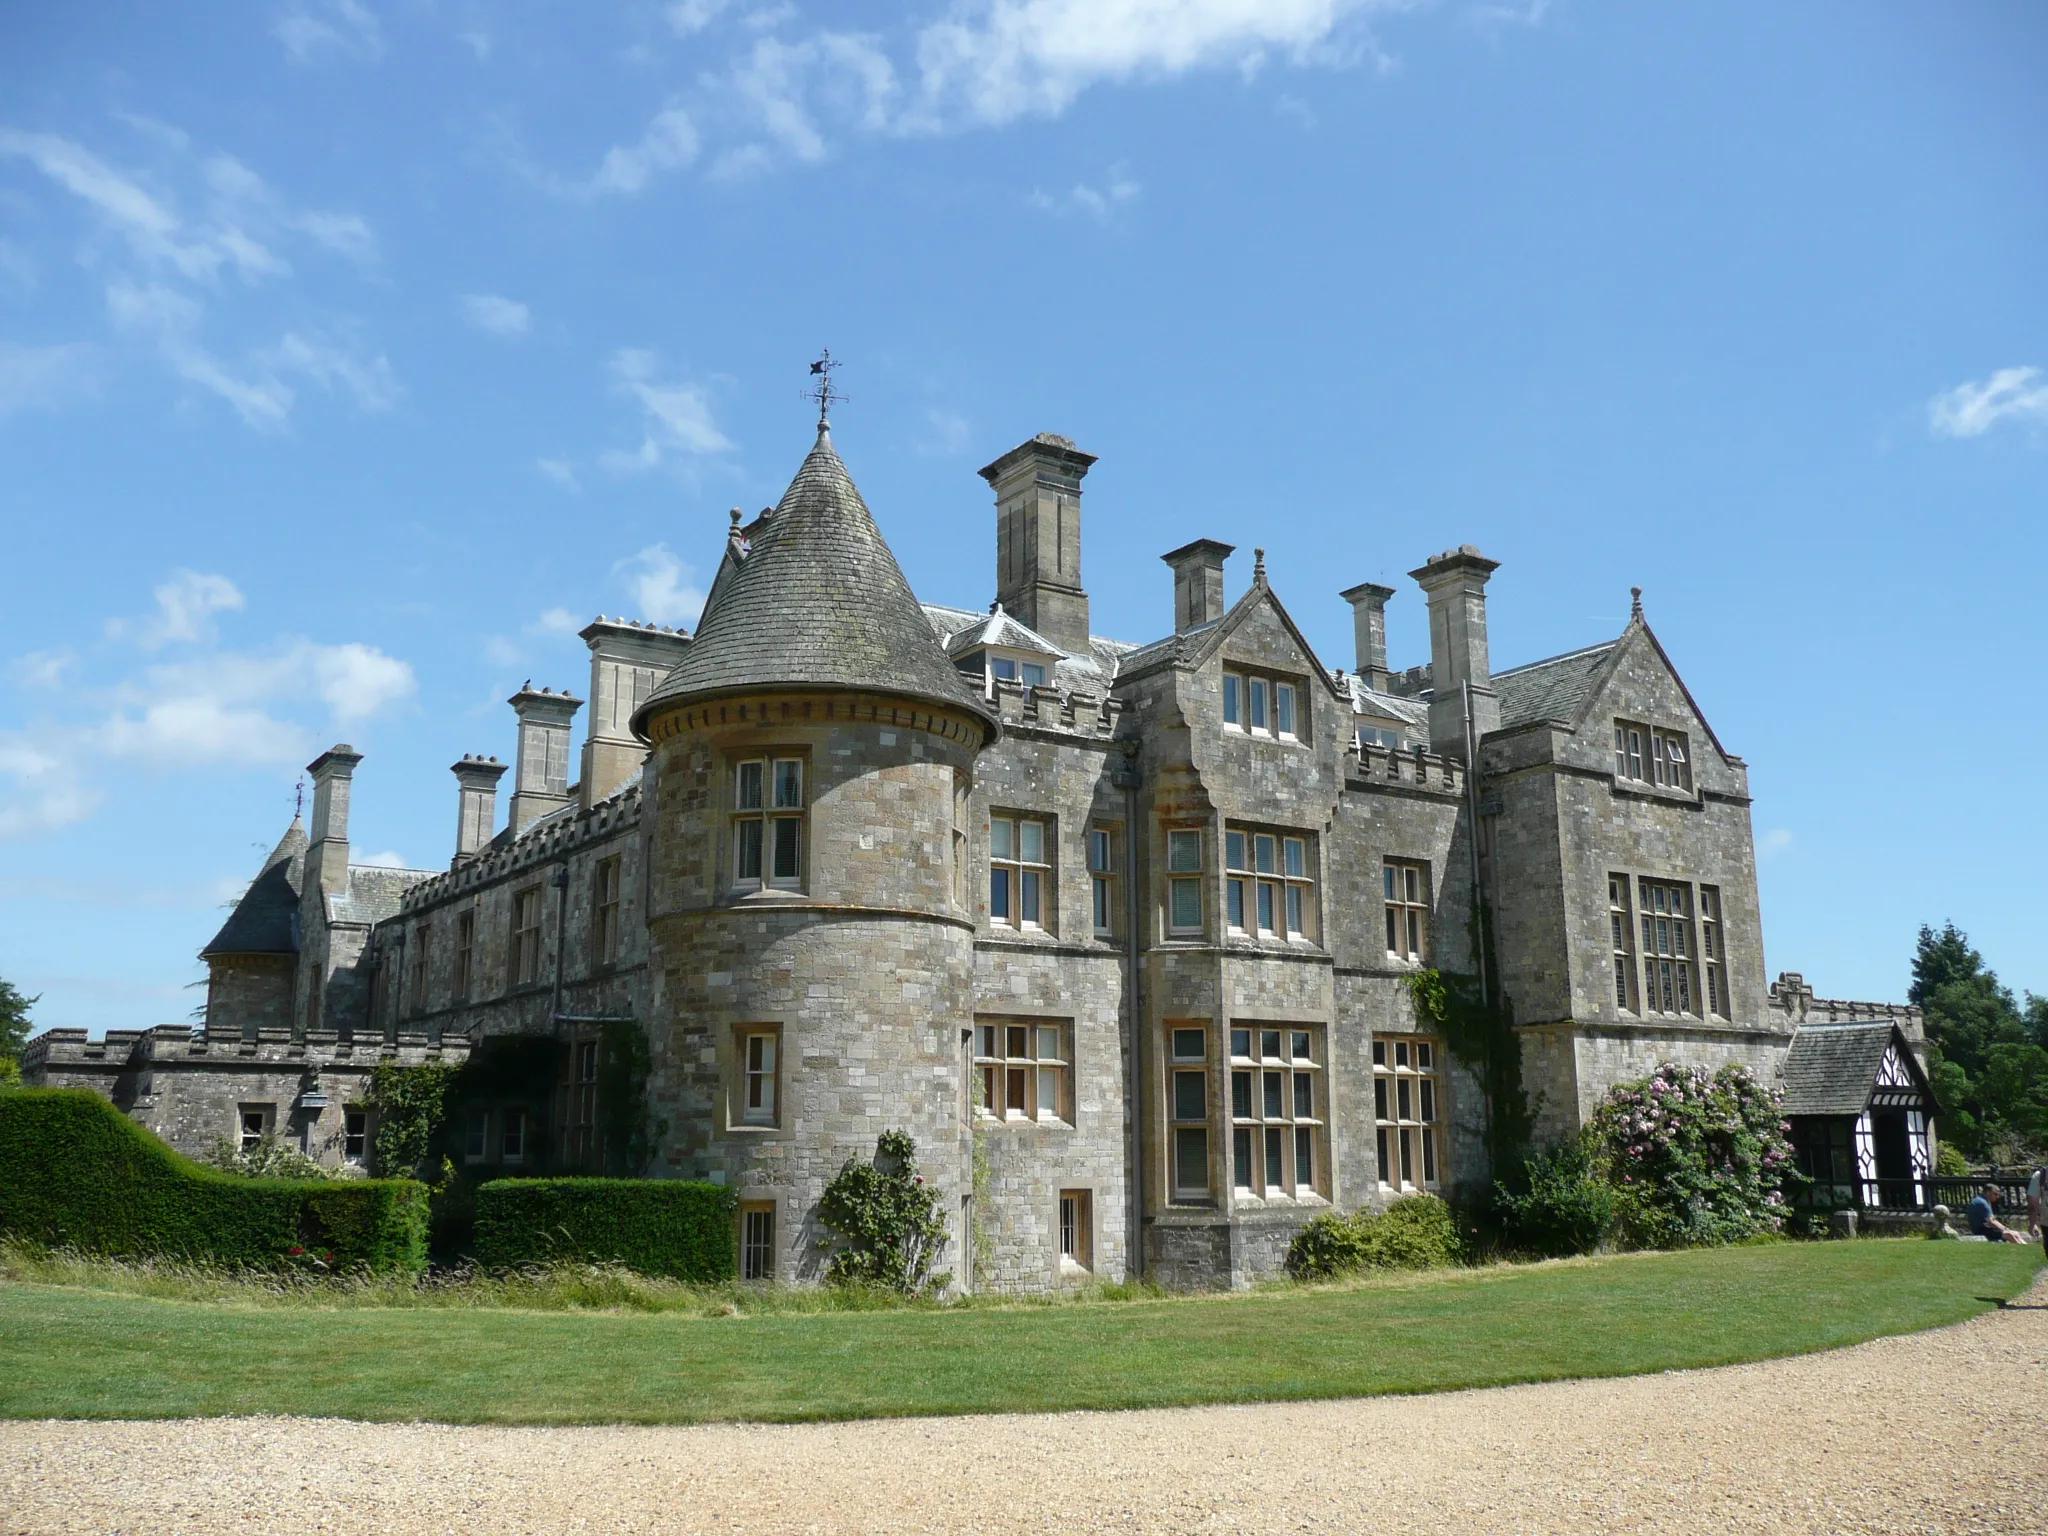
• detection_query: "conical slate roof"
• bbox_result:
[634,427,999,741]
[201,817,306,958]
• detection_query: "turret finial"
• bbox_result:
[1630,585,1644,622]
[804,349,846,433]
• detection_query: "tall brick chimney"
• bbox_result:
[303,743,362,899]
[1410,546,1501,758]
[451,754,507,867]
[980,433,1098,655]
[507,685,582,834]
[1340,582,1396,691]
[1162,539,1235,634]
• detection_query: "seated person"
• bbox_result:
[1966,1185,2027,1244]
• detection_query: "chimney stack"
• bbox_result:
[451,755,507,866]
[507,685,582,834]
[979,432,1098,655]
[303,744,362,898]
[580,616,691,809]
[1161,540,1235,634]
[1410,546,1502,758]
[1339,582,1397,692]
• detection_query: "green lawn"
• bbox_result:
[0,1240,2036,1425]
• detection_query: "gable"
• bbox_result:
[1564,622,1735,770]
[1188,583,1344,701]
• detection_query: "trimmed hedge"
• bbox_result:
[0,1088,428,1273]
[1286,1194,1463,1280]
[474,1177,738,1280]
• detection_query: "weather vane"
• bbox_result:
[804,349,847,429]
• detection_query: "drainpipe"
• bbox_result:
[1461,680,1490,1011]
[549,863,571,1038]
[1114,739,1145,1280]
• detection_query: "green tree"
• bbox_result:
[0,979,35,1088]
[1911,923,2045,1162]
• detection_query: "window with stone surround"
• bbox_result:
[568,1039,598,1164]
[1229,1026,1324,1199]
[990,813,1053,932]
[501,1108,527,1164]
[592,856,623,966]
[453,909,475,1001]
[1614,721,1692,791]
[733,755,806,890]
[239,1104,273,1152]
[343,1107,367,1164]
[1609,875,1638,1012]
[1223,670,1302,741]
[408,924,431,1015]
[511,887,543,987]
[1089,824,1118,938]
[975,1019,1071,1124]
[736,1027,780,1128]
[1700,885,1726,1017]
[1166,828,1205,936]
[1373,1037,1443,1190]
[1383,859,1430,962]
[1226,827,1317,942]
[739,1202,776,1281]
[1638,878,1697,1015]
[1169,1025,1211,1200]
[1059,1189,1093,1271]
[464,1109,489,1163]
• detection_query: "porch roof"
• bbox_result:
[1781,1022,1933,1117]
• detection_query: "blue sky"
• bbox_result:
[2,1,2043,1033]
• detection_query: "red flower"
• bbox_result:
[289,1246,305,1256]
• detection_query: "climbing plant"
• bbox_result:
[1404,896,1531,1181]
[364,1059,462,1179]
[597,1018,661,1175]
[816,1129,951,1295]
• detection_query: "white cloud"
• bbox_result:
[296,210,378,264]
[264,331,400,413]
[483,635,522,667]
[536,457,582,494]
[589,106,701,196]
[1758,828,1793,858]
[614,545,706,627]
[602,348,733,472]
[461,293,530,337]
[11,649,76,689]
[915,407,972,457]
[0,128,224,280]
[535,607,581,635]
[0,341,100,417]
[1029,168,1141,221]
[0,732,103,837]
[356,848,412,869]
[669,0,736,35]
[1929,366,2048,439]
[911,0,1387,127]
[97,693,312,771]
[709,34,899,177]
[275,0,385,63]
[130,569,245,651]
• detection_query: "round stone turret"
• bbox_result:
[633,426,994,1284]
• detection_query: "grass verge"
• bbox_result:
[0,1239,2036,1425]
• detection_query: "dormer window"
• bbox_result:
[989,655,1048,688]
[1223,671,1301,741]
[1614,721,1692,791]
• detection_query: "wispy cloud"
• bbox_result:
[589,106,701,196]
[0,341,101,417]
[536,456,582,493]
[275,0,385,64]
[534,607,581,635]
[1757,828,1793,859]
[601,348,732,472]
[461,292,531,337]
[108,569,246,651]
[1929,365,2048,439]
[614,544,705,627]
[914,407,972,457]
[1028,167,1140,222]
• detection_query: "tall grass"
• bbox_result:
[0,1238,1167,1316]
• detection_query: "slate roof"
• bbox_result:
[922,602,1135,695]
[942,605,1062,660]
[1780,1023,1923,1117]
[201,818,307,957]
[330,865,439,926]
[636,429,999,740]
[1345,676,1429,728]
[1494,642,1616,730]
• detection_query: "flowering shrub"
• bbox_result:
[1494,1136,1617,1257]
[1588,1063,1796,1248]
[816,1129,950,1295]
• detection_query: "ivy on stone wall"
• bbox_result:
[365,1060,462,1179]
[816,1129,951,1295]
[597,1019,662,1176]
[1403,899,1532,1181]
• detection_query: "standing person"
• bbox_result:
[2029,1161,2045,1250]
[1967,1183,2027,1244]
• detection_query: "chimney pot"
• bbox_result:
[1339,581,1397,692]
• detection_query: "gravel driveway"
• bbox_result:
[4,1267,2044,1536]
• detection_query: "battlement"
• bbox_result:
[988,678,1126,740]
[1767,972,1924,1039]
[1344,739,1464,796]
[24,1023,472,1075]
[403,781,644,912]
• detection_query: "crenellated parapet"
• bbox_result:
[26,1022,472,1075]
[401,782,644,913]
[1343,739,1465,797]
[1766,972,1924,1041]
[988,677,1125,740]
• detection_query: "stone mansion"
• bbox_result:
[26,411,1933,1289]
